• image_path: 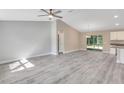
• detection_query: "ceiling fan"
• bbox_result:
[38,9,63,20]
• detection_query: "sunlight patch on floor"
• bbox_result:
[9,59,35,73]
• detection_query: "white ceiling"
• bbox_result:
[0,9,124,32]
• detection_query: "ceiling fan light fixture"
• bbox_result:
[48,15,53,18]
[39,9,63,20]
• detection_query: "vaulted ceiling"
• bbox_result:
[0,9,124,32]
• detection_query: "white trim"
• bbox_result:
[80,48,87,51]
[51,52,58,55]
[0,52,51,64]
[63,49,81,54]
[0,49,86,64]
[0,58,19,65]
[29,53,51,58]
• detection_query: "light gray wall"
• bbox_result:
[0,21,51,64]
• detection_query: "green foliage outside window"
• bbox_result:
[87,35,103,50]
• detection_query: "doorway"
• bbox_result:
[86,35,103,51]
[58,31,64,54]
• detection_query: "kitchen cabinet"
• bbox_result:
[110,31,124,40]
[110,32,117,40]
[110,48,116,55]
[117,32,124,40]
[117,48,124,64]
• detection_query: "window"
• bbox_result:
[86,35,103,50]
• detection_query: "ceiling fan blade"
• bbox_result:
[38,14,48,17]
[53,14,63,18]
[41,9,49,14]
[53,10,62,14]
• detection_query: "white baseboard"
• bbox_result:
[29,53,51,58]
[0,52,51,65]
[0,58,19,65]
[80,48,87,51]
[0,49,86,65]
[63,49,81,54]
[50,52,58,55]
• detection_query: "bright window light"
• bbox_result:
[24,62,34,68]
[20,58,28,63]
[11,66,25,73]
[9,62,21,70]
[9,58,35,73]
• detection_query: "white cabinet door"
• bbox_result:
[120,49,124,64]
[110,48,116,55]
[110,32,117,40]
[117,31,124,40]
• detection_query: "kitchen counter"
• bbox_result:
[110,43,124,64]
[111,45,124,49]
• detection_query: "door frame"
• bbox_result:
[57,31,64,55]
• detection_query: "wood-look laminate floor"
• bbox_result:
[0,50,123,84]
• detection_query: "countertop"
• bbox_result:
[110,40,124,49]
[111,44,124,49]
